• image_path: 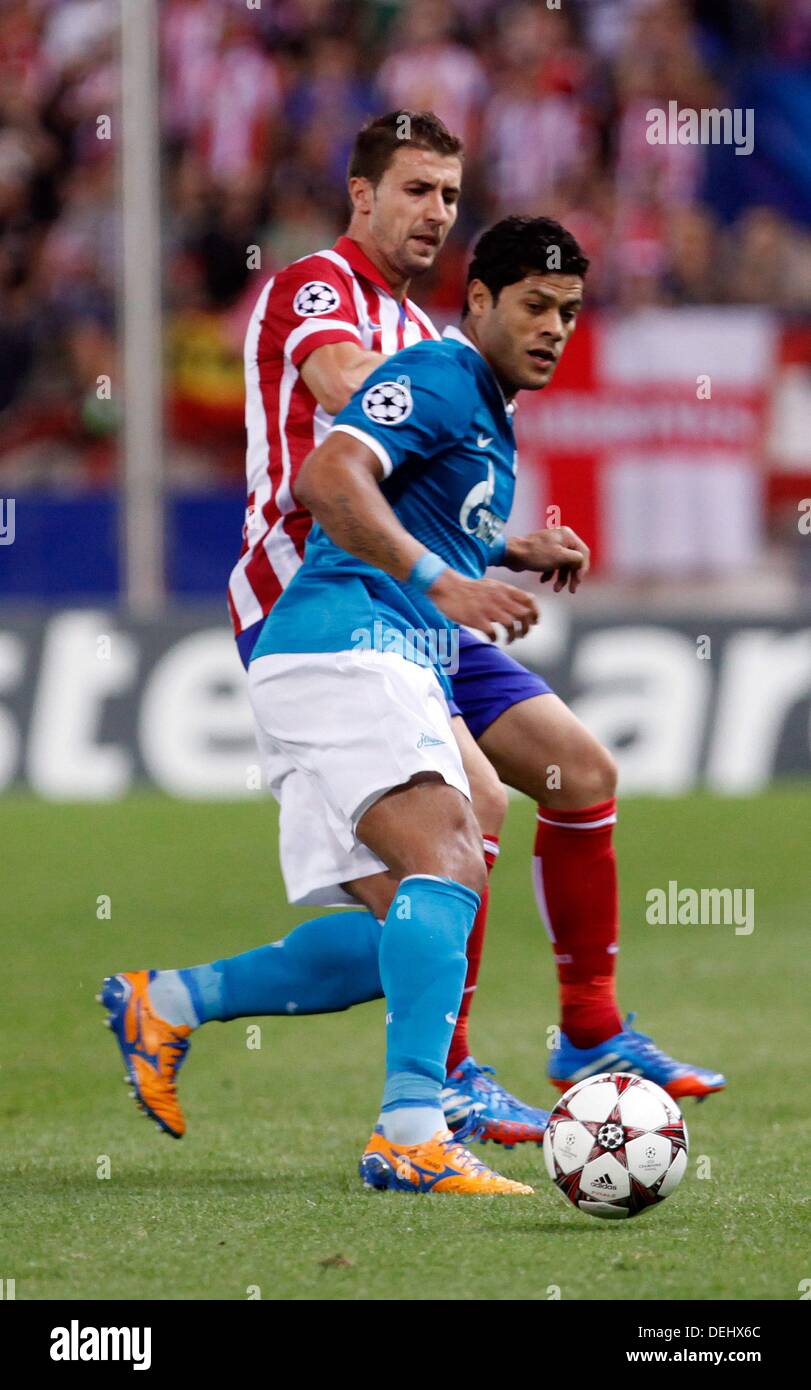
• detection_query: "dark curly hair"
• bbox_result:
[463,215,589,315]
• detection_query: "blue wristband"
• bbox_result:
[408,552,448,592]
[488,533,507,565]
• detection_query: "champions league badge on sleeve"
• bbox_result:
[361,377,413,425]
[293,281,341,316]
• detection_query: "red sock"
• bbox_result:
[446,836,499,1075]
[533,800,623,1048]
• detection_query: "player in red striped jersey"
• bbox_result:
[227,180,442,645]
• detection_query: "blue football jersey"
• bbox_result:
[251,327,518,691]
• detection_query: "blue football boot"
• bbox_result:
[441,1056,550,1147]
[548,1013,727,1101]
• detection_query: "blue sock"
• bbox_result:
[379,875,479,1119]
[178,911,383,1023]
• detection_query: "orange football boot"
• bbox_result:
[98,970,191,1138]
[359,1126,534,1194]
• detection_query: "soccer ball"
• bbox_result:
[543,1073,688,1219]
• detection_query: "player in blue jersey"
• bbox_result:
[99,216,724,1170]
[100,217,588,1192]
[253,217,725,1116]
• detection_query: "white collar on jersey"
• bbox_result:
[442,325,516,415]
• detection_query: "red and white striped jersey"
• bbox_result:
[227,235,440,638]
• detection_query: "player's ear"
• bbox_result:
[466,278,491,321]
[348,176,374,216]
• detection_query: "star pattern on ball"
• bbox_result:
[552,1097,647,1166]
[579,1115,645,1166]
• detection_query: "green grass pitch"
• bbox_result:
[1,788,808,1302]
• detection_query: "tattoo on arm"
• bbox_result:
[321,490,410,576]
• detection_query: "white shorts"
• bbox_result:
[248,648,470,907]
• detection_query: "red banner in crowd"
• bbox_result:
[514,309,778,575]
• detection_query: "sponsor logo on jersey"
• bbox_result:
[293,281,341,316]
[362,377,413,425]
[459,459,505,545]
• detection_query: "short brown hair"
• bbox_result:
[348,111,463,186]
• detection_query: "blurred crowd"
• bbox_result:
[1,0,810,484]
